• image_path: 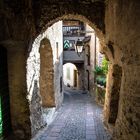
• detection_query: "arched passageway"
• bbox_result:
[0,1,139,140]
[27,18,107,139]
[29,18,111,140]
[63,63,78,89]
[63,62,88,91]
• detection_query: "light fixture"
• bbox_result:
[75,38,84,57]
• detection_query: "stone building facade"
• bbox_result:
[84,24,103,95]
[63,20,86,90]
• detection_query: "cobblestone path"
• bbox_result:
[33,89,111,140]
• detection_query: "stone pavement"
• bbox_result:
[32,89,111,140]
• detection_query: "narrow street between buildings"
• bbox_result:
[33,89,111,140]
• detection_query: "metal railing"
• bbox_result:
[63,26,85,36]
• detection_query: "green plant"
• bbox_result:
[94,56,108,87]
[96,76,106,87]
[94,57,108,76]
[102,57,109,75]
[94,65,104,75]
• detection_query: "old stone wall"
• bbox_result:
[75,64,85,90]
[104,64,122,126]
[104,0,140,139]
[95,84,106,105]
[84,25,94,94]
[85,24,102,96]
[32,0,105,37]
[30,80,46,136]
[0,0,140,139]
[0,42,31,139]
[0,4,105,138]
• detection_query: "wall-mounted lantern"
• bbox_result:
[75,39,84,57]
[75,36,91,57]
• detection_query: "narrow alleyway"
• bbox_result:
[33,89,111,140]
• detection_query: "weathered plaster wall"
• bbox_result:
[39,39,55,107]
[27,21,63,136]
[85,24,102,95]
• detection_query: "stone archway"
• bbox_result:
[0,1,139,139]
[29,15,107,138]
[33,14,105,52]
[39,38,55,107]
[32,1,105,36]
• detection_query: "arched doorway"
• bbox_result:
[39,38,55,107]
[63,63,78,89]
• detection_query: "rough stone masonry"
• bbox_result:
[0,0,139,140]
